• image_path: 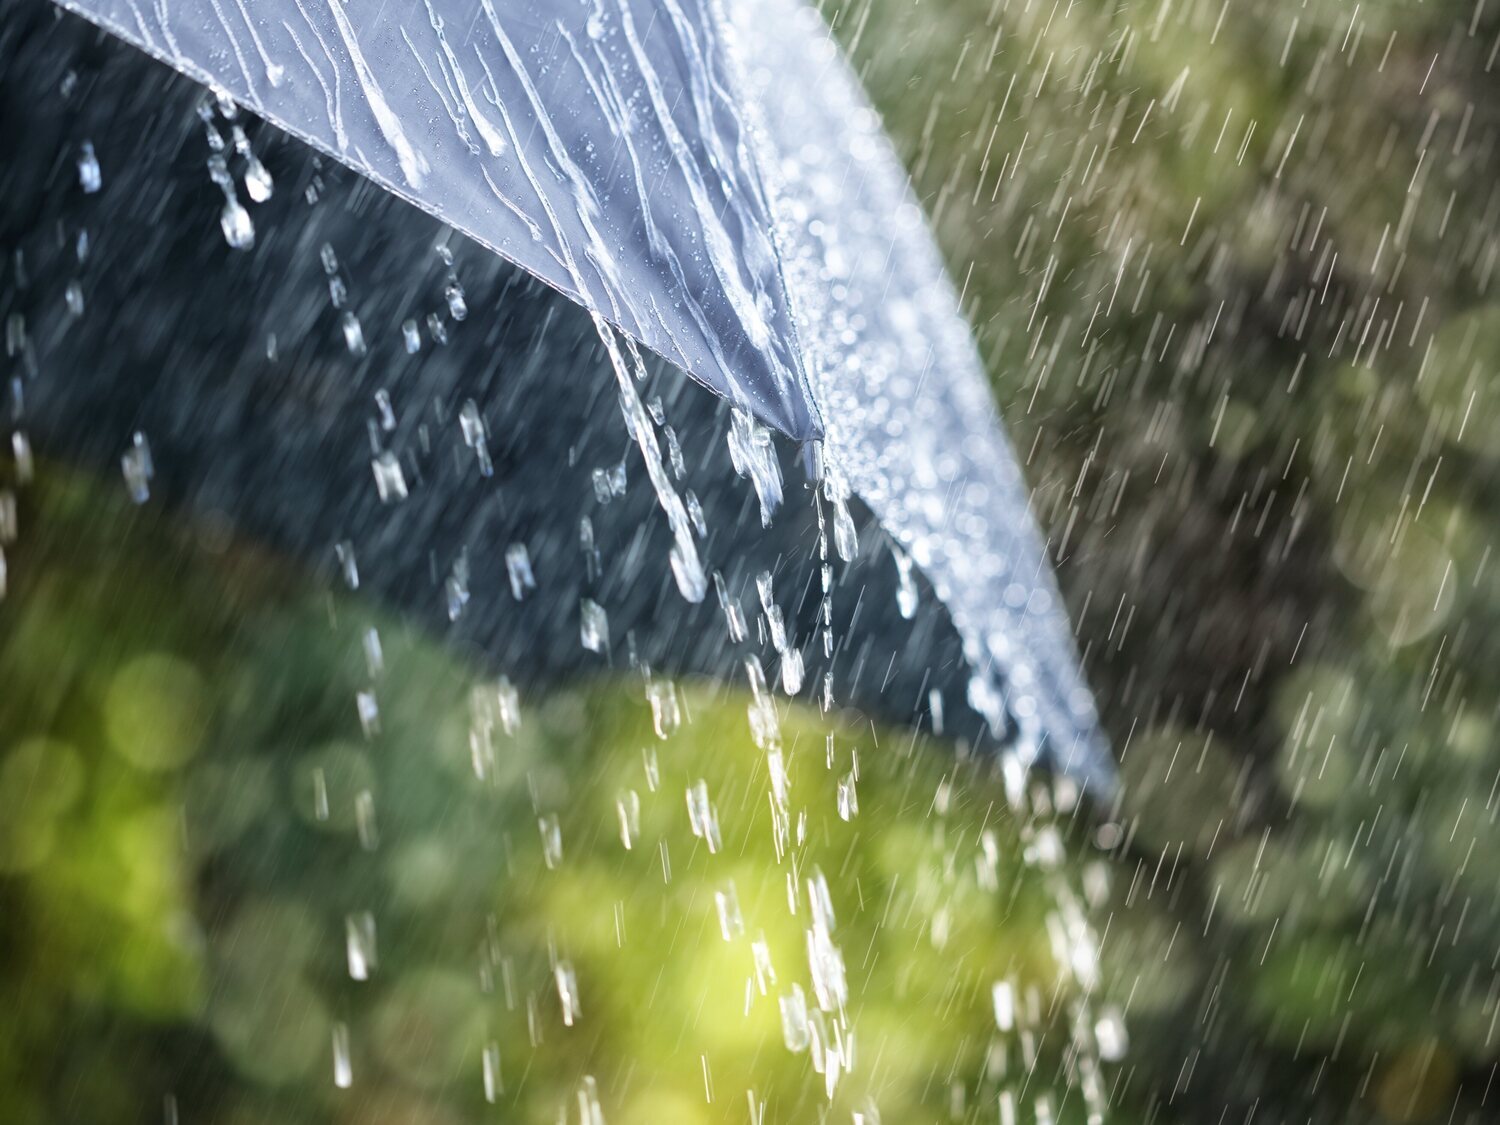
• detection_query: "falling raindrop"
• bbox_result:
[120,431,153,503]
[893,547,918,619]
[685,779,722,853]
[459,399,493,476]
[341,311,367,356]
[554,960,581,1025]
[219,197,254,249]
[580,598,609,654]
[354,790,378,850]
[646,678,680,738]
[331,1022,352,1088]
[615,789,640,850]
[345,912,377,980]
[482,1041,502,1102]
[714,881,744,941]
[76,141,101,193]
[505,543,536,600]
[11,432,33,483]
[538,813,563,869]
[244,155,273,202]
[780,985,810,1051]
[355,690,380,737]
[836,772,858,820]
[370,451,408,502]
[444,277,468,320]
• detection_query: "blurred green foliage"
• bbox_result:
[838,0,1500,1120]
[0,472,1101,1123]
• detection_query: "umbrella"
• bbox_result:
[6,0,1112,792]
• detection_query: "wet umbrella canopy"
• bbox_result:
[10,0,1111,789]
[0,0,1122,1119]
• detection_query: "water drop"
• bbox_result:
[244,156,273,203]
[715,881,745,941]
[345,912,377,980]
[331,1022,352,1088]
[616,789,640,850]
[120,432,153,503]
[220,198,254,249]
[539,813,563,868]
[780,985,810,1051]
[482,1041,502,1102]
[444,278,468,320]
[554,960,581,1025]
[686,779,722,853]
[505,543,536,600]
[646,678,681,738]
[580,599,610,653]
[76,142,101,193]
[370,451,408,502]
[893,547,918,618]
[341,311,367,356]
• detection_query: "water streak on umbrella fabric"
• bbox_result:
[51,0,819,441]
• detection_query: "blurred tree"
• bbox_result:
[838,0,1500,1120]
